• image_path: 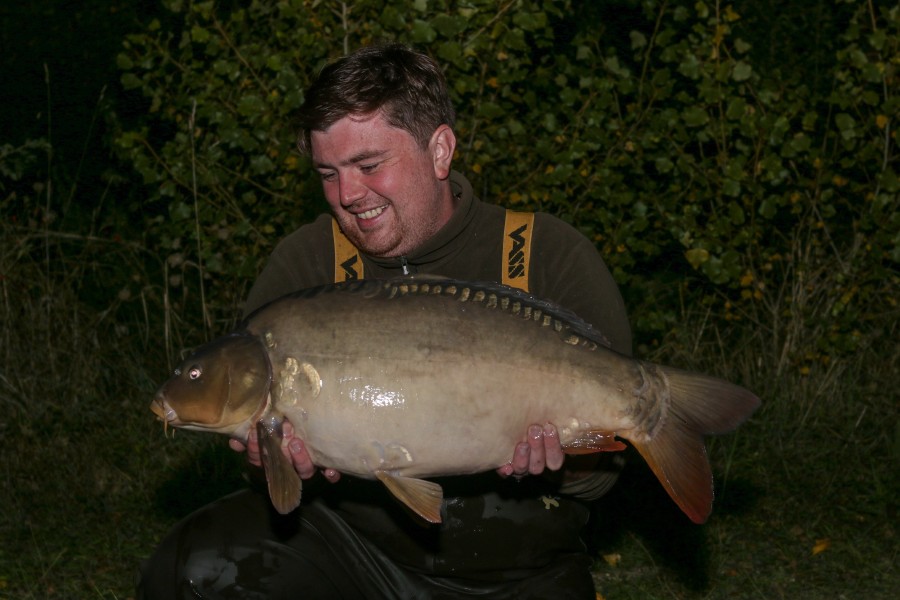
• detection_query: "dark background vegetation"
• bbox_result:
[1,1,897,597]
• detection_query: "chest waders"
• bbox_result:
[330,210,535,292]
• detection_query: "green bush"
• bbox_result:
[113,0,567,338]
[507,0,899,370]
[114,0,897,374]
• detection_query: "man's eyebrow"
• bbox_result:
[315,150,388,169]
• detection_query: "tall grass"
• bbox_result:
[0,140,244,598]
[608,218,899,598]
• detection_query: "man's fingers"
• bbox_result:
[246,427,262,467]
[235,417,339,483]
[496,463,515,478]
[288,437,317,479]
[511,441,530,475]
[543,423,565,471]
[527,424,546,475]
[322,468,341,483]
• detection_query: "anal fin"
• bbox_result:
[563,429,627,455]
[257,418,302,514]
[375,471,444,524]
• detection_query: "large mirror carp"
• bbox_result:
[152,276,760,524]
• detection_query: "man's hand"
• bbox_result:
[496,423,566,478]
[229,420,341,483]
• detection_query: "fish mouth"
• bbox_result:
[150,395,181,425]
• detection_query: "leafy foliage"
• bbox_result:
[114,1,897,376]
[112,0,567,333]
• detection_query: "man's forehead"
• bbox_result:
[314,111,387,138]
[311,113,414,166]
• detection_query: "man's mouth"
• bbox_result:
[356,206,386,220]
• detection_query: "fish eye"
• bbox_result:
[173,368,182,376]
[188,366,202,380]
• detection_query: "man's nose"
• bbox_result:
[339,173,366,206]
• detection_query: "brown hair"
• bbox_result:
[296,43,456,155]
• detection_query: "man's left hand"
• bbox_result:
[496,423,565,478]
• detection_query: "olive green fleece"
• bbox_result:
[244,171,632,356]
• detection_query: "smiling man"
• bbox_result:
[311,113,457,258]
[138,43,632,599]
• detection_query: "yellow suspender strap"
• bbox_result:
[332,212,532,288]
[502,210,534,292]
[331,218,364,282]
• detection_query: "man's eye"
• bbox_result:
[360,163,378,173]
[319,171,336,182]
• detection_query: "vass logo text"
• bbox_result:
[507,223,528,280]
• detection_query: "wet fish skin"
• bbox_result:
[152,276,760,524]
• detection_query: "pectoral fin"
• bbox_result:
[257,417,302,514]
[375,471,444,524]
[563,429,627,454]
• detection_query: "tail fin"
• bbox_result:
[630,366,760,524]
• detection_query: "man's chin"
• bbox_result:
[350,232,403,258]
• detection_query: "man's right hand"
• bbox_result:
[229,421,341,483]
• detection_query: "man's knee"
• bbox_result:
[135,490,274,598]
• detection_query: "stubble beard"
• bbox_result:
[336,209,406,258]
[339,184,449,259]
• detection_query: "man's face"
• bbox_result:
[310,112,456,258]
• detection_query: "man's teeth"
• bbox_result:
[357,206,385,220]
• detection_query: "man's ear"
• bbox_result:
[429,125,456,180]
